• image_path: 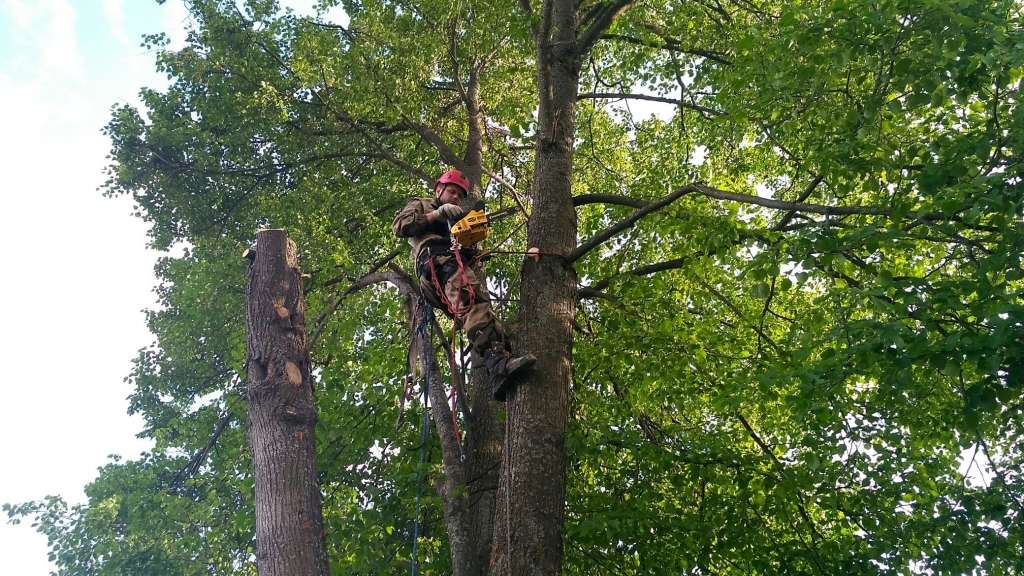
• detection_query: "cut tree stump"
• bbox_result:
[245,229,329,576]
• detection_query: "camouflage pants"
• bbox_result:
[417,253,506,355]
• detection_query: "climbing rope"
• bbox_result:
[425,240,479,450]
[426,243,477,319]
[410,304,432,576]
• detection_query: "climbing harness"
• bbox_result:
[426,240,477,320]
[423,235,483,451]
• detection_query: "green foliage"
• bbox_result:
[9,0,1024,573]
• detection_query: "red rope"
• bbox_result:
[426,246,476,446]
[427,251,475,320]
[483,249,564,258]
[449,328,461,442]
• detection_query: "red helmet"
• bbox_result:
[434,169,469,196]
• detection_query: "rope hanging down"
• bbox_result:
[410,304,432,576]
[426,240,478,449]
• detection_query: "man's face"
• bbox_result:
[437,183,466,205]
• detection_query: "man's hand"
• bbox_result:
[432,203,469,222]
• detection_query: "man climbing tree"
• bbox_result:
[392,169,536,401]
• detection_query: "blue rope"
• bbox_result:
[411,304,434,575]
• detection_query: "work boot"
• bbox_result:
[483,343,536,401]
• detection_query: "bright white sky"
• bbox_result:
[0,1,339,573]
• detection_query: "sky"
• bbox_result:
[0,1,338,573]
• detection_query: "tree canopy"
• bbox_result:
[7,0,1024,574]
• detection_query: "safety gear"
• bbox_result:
[450,199,490,245]
[484,343,536,401]
[434,170,470,196]
[432,203,470,223]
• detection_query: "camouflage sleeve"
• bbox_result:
[392,198,431,238]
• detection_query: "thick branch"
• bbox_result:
[517,0,538,38]
[600,33,732,65]
[579,257,689,299]
[578,92,721,116]
[577,229,762,301]
[566,184,698,264]
[577,0,636,56]
[573,193,649,209]
[696,184,889,216]
[403,121,466,173]
[309,260,408,347]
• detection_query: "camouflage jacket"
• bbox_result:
[391,196,452,260]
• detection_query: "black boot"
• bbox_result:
[483,343,536,401]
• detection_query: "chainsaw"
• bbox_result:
[450,199,490,246]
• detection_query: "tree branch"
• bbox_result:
[773,174,824,231]
[403,120,466,173]
[696,277,780,353]
[169,410,234,491]
[736,411,827,574]
[578,92,721,116]
[573,193,649,209]
[565,184,699,264]
[600,33,732,65]
[309,257,408,347]
[447,16,471,110]
[242,27,433,186]
[579,258,689,301]
[481,165,531,219]
[517,0,538,38]
[576,0,636,56]
[695,184,889,217]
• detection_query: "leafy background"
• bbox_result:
[6,0,1024,574]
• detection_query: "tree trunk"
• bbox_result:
[495,0,582,574]
[412,255,502,575]
[245,229,330,576]
[462,69,504,576]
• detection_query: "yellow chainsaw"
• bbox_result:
[450,199,490,246]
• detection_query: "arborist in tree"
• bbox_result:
[393,169,536,401]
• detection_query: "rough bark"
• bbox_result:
[245,229,330,576]
[494,0,582,574]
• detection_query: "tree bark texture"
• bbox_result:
[246,229,330,576]
[462,73,504,576]
[495,0,581,574]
